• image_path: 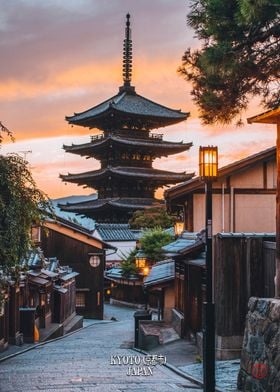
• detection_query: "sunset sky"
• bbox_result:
[1,0,276,199]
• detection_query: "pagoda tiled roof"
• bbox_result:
[63,135,192,157]
[60,166,194,185]
[59,197,164,213]
[66,89,189,130]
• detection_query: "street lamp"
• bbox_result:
[199,145,218,392]
[174,215,184,237]
[135,251,147,269]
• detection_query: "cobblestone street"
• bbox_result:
[0,305,202,392]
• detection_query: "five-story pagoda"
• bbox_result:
[60,14,193,223]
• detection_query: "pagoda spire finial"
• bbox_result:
[122,13,132,87]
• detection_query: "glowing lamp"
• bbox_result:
[135,251,147,269]
[143,267,150,276]
[174,219,184,237]
[199,146,218,180]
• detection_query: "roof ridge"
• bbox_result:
[133,91,189,117]
[66,93,120,120]
[165,145,276,196]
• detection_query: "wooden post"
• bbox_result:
[247,108,280,298]
[276,119,280,297]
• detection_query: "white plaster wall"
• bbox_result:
[230,163,263,188]
[105,240,136,265]
[193,193,231,234]
[193,193,275,234]
[267,160,277,188]
[235,194,276,232]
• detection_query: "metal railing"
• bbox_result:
[90,134,104,142]
[150,133,163,140]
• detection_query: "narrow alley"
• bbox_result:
[0,305,202,392]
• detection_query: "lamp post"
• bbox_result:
[136,250,150,310]
[199,146,218,392]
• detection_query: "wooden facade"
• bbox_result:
[214,234,275,359]
[174,255,205,337]
[0,289,9,351]
[40,218,113,319]
[143,260,175,322]
[52,274,77,324]
[8,283,21,345]
[28,275,52,329]
[169,233,276,357]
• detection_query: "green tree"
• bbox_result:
[120,248,138,277]
[179,0,280,125]
[140,228,172,262]
[0,126,49,272]
[129,207,176,229]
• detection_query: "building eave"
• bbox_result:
[247,107,280,124]
[63,137,192,157]
[165,146,276,201]
[60,167,194,184]
[66,89,189,130]
[43,218,116,250]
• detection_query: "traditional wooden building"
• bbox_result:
[59,14,193,223]
[20,249,80,341]
[162,232,205,337]
[166,146,276,233]
[165,146,278,356]
[39,216,115,319]
[104,267,145,305]
[143,259,175,322]
[0,286,9,351]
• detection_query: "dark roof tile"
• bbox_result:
[95,223,135,241]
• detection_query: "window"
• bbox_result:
[31,226,41,243]
[121,153,130,160]
[143,155,151,161]
[89,255,101,268]
[76,292,86,308]
[132,153,141,160]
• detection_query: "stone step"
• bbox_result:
[39,323,63,342]
[139,321,180,350]
[63,315,83,335]
[159,326,180,345]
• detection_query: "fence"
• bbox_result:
[214,234,276,338]
[262,241,276,298]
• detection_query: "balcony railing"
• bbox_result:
[90,133,163,142]
[90,134,104,142]
[150,133,163,140]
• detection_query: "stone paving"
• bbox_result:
[0,304,202,392]
[179,360,240,391]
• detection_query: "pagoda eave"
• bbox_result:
[67,110,188,131]
[60,167,194,186]
[63,138,192,158]
[66,89,189,131]
[58,197,165,222]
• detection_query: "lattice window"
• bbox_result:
[76,292,86,308]
[132,153,141,160]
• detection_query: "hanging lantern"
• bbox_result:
[174,219,184,237]
[142,267,150,276]
[135,251,147,269]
